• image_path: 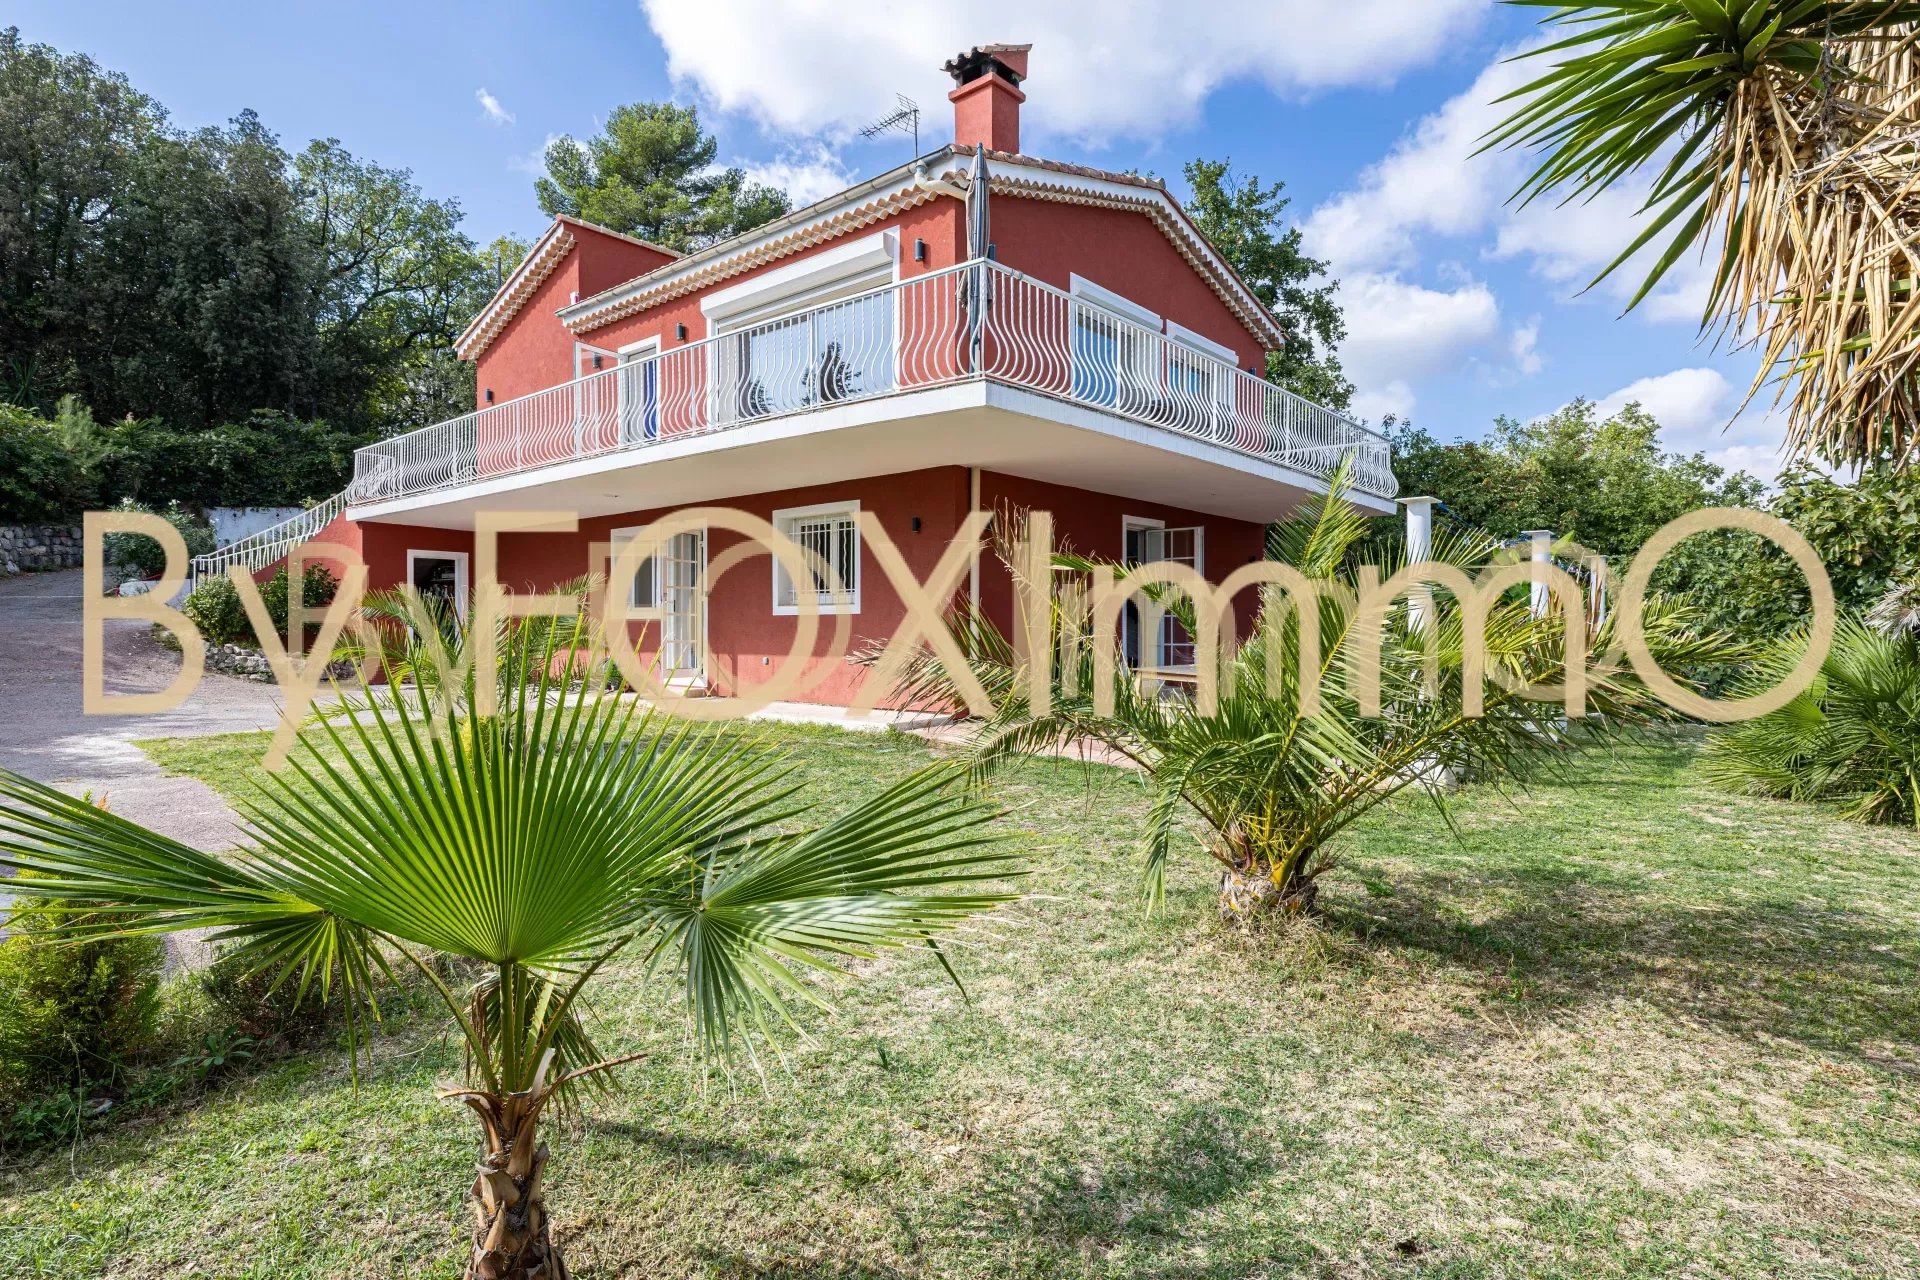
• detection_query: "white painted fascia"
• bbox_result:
[1070,273,1162,329]
[1165,320,1239,365]
[700,231,899,325]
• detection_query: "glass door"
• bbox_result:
[660,530,705,678]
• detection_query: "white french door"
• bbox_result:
[659,530,706,678]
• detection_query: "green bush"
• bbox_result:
[102,498,215,578]
[0,402,89,522]
[1704,615,1920,826]
[260,563,339,639]
[0,884,165,1101]
[181,575,249,644]
[183,563,340,648]
[199,947,335,1047]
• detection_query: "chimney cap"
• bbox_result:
[944,43,1031,87]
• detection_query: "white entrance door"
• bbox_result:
[660,530,706,679]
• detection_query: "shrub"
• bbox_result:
[181,575,250,644]
[199,947,335,1048]
[102,498,215,578]
[0,884,165,1101]
[260,563,339,640]
[0,402,89,523]
[1704,614,1920,826]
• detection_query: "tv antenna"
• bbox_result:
[860,94,921,158]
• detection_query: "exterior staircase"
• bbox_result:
[189,490,346,589]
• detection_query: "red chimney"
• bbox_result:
[944,43,1030,154]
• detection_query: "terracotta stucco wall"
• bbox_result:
[339,467,1261,707]
[987,199,1268,371]
[582,200,966,356]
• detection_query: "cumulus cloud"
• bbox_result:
[1336,273,1503,421]
[1301,52,1532,278]
[637,0,1486,143]
[1593,367,1787,477]
[739,145,857,208]
[476,88,515,127]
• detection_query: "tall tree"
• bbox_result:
[535,102,789,251]
[1183,159,1355,412]
[0,26,505,457]
[0,27,167,407]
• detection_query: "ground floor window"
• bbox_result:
[772,500,860,614]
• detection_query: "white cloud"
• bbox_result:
[1302,52,1532,277]
[1593,367,1787,477]
[476,88,516,127]
[1509,317,1542,376]
[638,0,1486,143]
[1336,272,1502,421]
[739,145,856,207]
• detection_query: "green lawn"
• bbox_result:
[3,726,1918,1278]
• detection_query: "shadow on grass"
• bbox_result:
[1333,859,1920,1074]
[954,1099,1318,1279]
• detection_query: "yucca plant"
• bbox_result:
[881,467,1725,918]
[0,625,1018,1278]
[1704,612,1920,824]
[1490,2,1920,468]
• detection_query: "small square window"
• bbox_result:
[772,502,860,614]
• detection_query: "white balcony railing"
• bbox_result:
[348,260,1396,506]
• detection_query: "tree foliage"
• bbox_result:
[0,27,500,460]
[536,102,789,252]
[1488,2,1920,470]
[1183,159,1354,412]
[1386,399,1763,557]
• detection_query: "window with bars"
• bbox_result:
[772,503,860,613]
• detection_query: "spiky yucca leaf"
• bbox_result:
[1492,2,1920,467]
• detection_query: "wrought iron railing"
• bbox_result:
[189,491,346,588]
[348,260,1395,506]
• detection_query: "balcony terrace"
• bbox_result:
[346,259,1394,524]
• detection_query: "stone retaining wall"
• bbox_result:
[0,524,85,572]
[204,642,355,684]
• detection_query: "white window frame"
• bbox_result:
[405,549,469,620]
[771,499,861,616]
[609,525,661,610]
[1070,275,1163,406]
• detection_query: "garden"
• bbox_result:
[2,477,1917,1278]
[0,722,1915,1277]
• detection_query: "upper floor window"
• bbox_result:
[772,500,860,614]
[1070,274,1161,411]
[706,234,899,424]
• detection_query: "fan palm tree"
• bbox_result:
[1704,610,1920,824]
[1489,2,1920,468]
[0,626,1018,1278]
[882,468,1726,917]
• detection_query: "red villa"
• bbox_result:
[198,44,1396,709]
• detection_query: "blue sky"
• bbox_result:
[11,0,1785,477]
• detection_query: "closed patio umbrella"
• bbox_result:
[963,146,991,372]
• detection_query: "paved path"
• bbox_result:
[0,569,287,852]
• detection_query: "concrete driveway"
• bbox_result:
[0,568,289,852]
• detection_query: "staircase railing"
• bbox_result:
[189,491,346,589]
